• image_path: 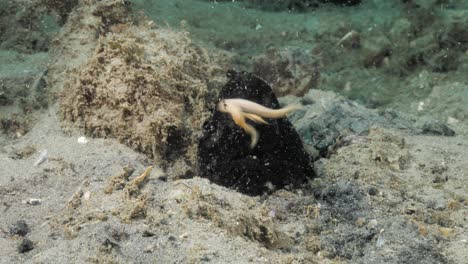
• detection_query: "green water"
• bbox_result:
[132,0,468,113]
[1,0,467,125]
[134,0,400,55]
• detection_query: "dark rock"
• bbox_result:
[18,239,34,253]
[157,175,168,182]
[9,220,30,237]
[142,230,155,237]
[200,255,211,262]
[432,175,448,183]
[289,99,416,157]
[101,238,119,252]
[197,70,314,195]
[421,121,455,136]
[427,199,447,211]
[368,186,378,196]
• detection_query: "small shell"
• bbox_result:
[83,191,91,200]
[23,198,42,205]
[77,136,89,144]
[417,101,425,111]
[33,150,48,166]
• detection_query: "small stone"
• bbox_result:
[24,198,41,205]
[447,116,459,125]
[405,207,416,215]
[77,136,89,144]
[418,223,428,236]
[10,220,29,237]
[157,175,167,182]
[305,236,321,253]
[368,219,378,229]
[434,202,447,211]
[95,212,108,221]
[368,186,378,196]
[355,217,366,227]
[432,175,448,183]
[300,96,315,105]
[421,121,455,136]
[417,101,425,111]
[427,199,447,211]
[143,243,155,253]
[200,255,211,262]
[101,238,119,251]
[438,227,453,238]
[447,199,460,210]
[430,163,448,175]
[142,230,155,237]
[18,239,34,253]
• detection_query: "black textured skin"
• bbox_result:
[197,70,314,195]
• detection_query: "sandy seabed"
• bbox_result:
[1,0,467,263]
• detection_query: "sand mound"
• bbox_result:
[58,1,224,171]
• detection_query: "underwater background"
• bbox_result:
[0,0,467,263]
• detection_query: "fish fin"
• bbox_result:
[244,113,269,125]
